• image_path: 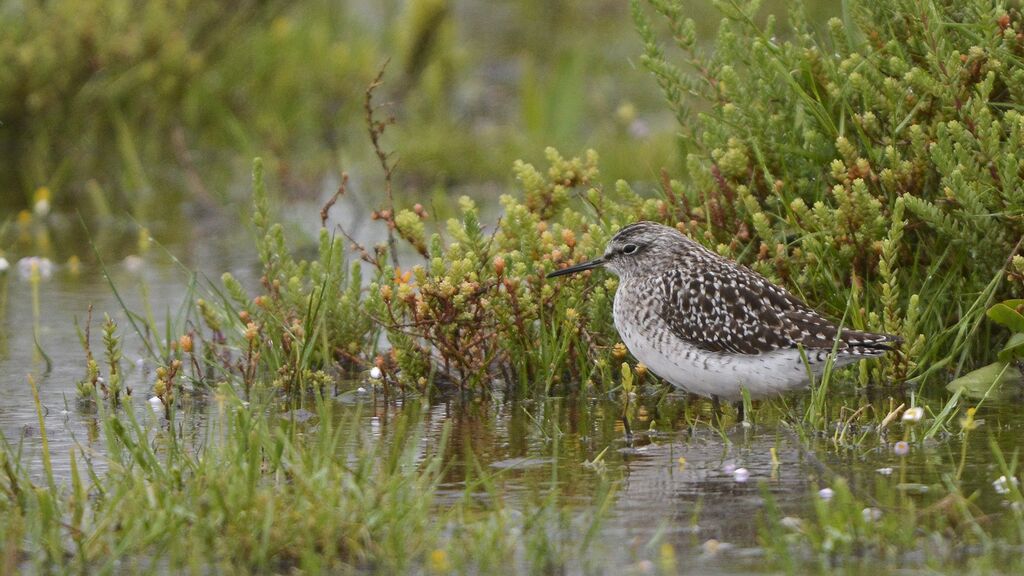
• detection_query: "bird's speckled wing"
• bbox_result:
[647,262,895,355]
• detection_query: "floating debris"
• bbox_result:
[733,467,750,483]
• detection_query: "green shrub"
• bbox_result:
[633,0,1024,380]
[179,0,1024,402]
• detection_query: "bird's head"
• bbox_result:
[546,221,693,280]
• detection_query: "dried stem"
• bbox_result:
[320,172,349,228]
[364,59,401,268]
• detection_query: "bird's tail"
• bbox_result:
[844,330,903,355]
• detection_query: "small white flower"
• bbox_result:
[876,467,894,476]
[356,386,367,393]
[628,119,651,139]
[894,441,910,456]
[994,475,1019,495]
[34,198,50,217]
[733,467,750,483]
[369,366,382,380]
[902,406,925,423]
[0,257,9,273]
[862,507,883,522]
[818,488,835,501]
[148,397,162,411]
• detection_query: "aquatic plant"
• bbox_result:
[947,298,1024,399]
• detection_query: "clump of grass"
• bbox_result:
[210,149,655,397]
[0,384,617,573]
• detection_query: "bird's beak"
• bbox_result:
[546,257,605,279]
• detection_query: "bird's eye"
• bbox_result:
[622,244,639,255]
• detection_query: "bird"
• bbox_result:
[547,221,901,404]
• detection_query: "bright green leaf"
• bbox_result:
[998,332,1024,362]
[946,361,1023,399]
[987,301,1024,333]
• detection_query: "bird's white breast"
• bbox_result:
[613,287,833,400]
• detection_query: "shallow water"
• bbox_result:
[332,387,1024,572]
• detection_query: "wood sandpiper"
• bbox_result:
[547,221,901,403]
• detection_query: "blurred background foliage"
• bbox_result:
[0,0,690,217]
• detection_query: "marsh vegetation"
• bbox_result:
[2,0,1024,573]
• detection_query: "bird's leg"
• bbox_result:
[711,395,723,425]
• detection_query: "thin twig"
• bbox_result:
[364,59,401,268]
[320,172,349,228]
[333,224,381,271]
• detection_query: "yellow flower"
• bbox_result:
[959,406,978,431]
[428,548,450,572]
[612,342,628,360]
[394,268,412,286]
